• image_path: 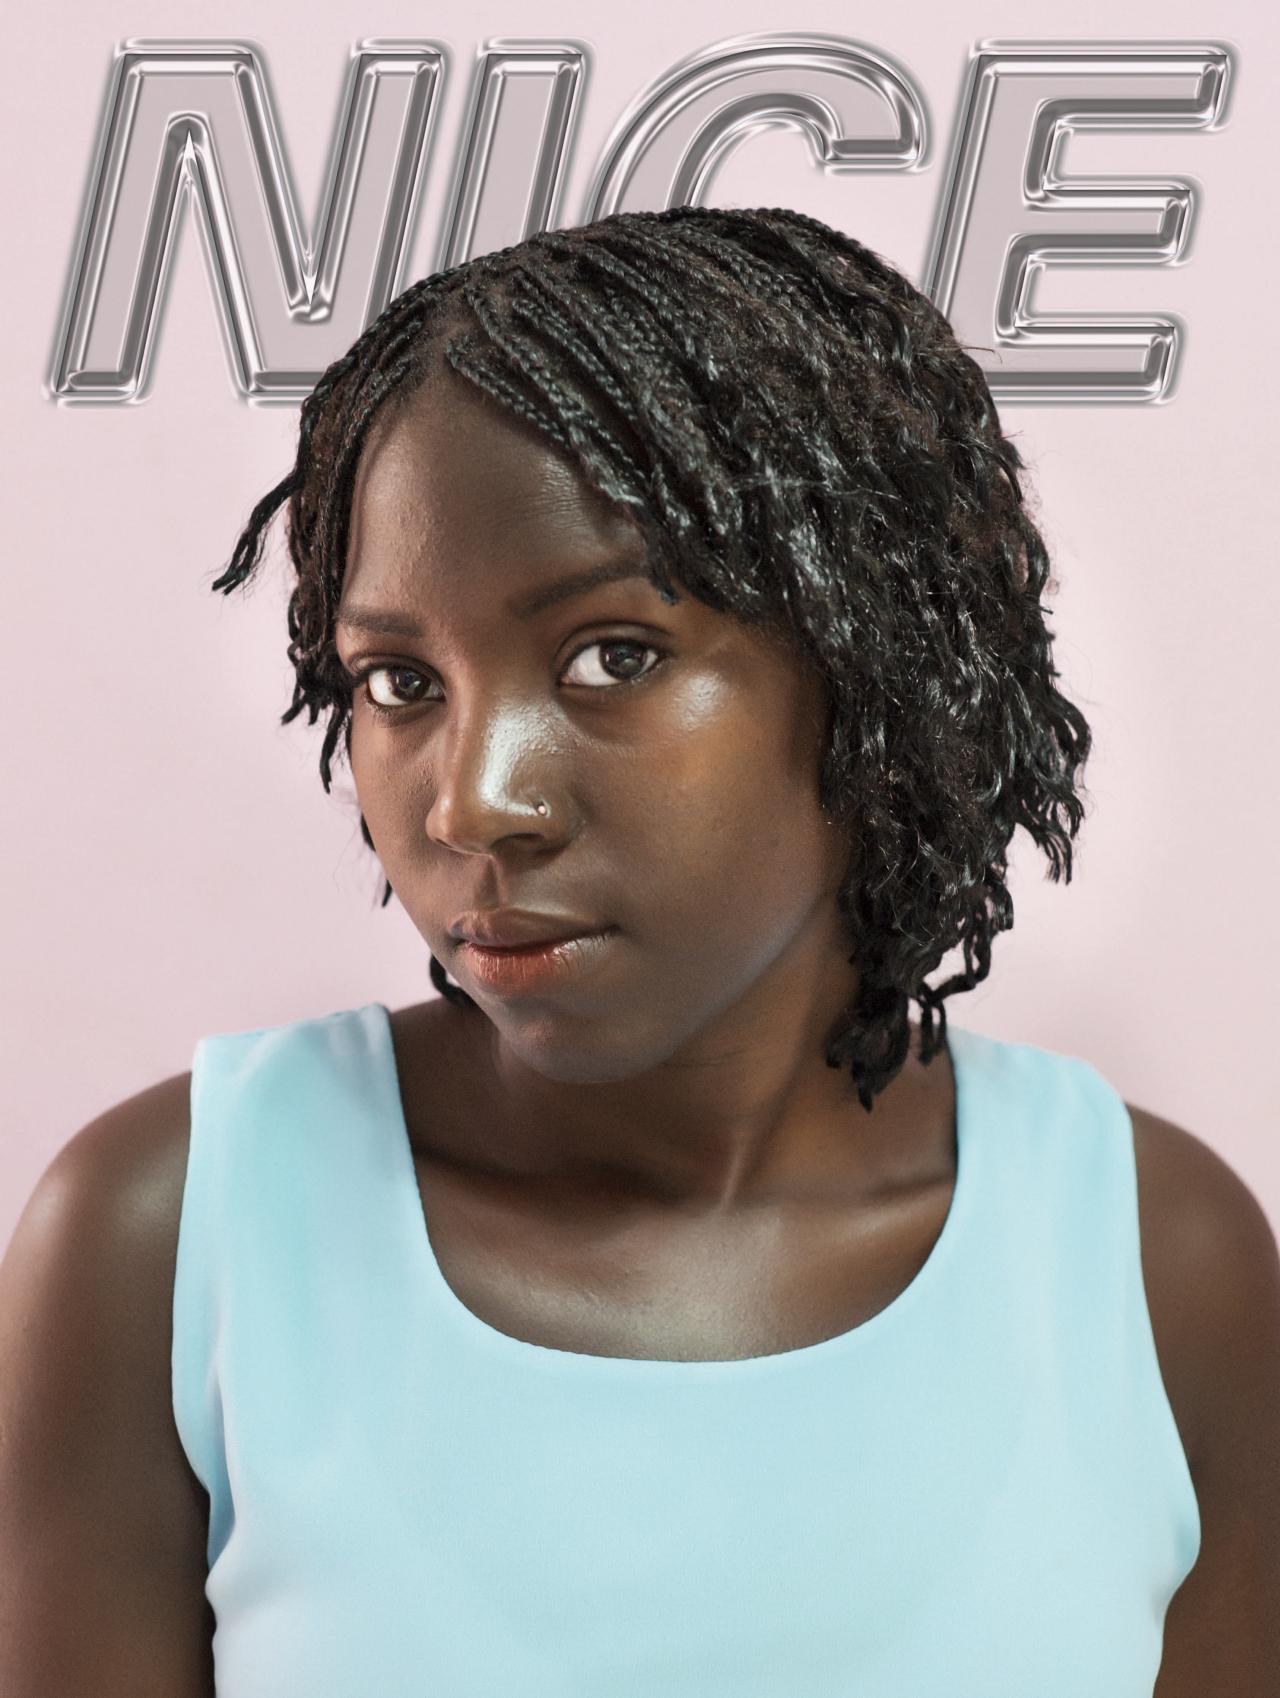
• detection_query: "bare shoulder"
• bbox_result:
[17,1068,200,1364]
[50,1068,196,1246]
[2,1064,203,1504]
[1127,1100,1279,1473]
[0,1068,215,1689]
[1126,1101,1280,1692]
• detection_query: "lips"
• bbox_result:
[448,907,606,949]
[456,925,616,994]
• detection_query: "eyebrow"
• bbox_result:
[336,559,657,638]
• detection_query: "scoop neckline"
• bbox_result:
[369,1000,978,1379]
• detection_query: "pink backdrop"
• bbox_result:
[4,0,1276,1254]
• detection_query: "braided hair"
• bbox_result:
[211,205,1093,1112]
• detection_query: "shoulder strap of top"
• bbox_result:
[970,1030,1202,1580]
[172,1005,404,1569]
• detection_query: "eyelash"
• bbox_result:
[344,635,669,723]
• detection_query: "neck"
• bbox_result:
[453,954,943,1216]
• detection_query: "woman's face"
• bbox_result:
[337,360,858,1085]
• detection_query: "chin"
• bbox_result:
[483,1003,678,1088]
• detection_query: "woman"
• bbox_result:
[2,206,1276,1695]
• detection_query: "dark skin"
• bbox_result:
[334,358,965,1360]
[0,347,1276,1693]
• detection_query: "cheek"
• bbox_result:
[623,714,833,949]
[347,718,424,830]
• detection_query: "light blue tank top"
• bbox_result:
[172,1002,1201,1696]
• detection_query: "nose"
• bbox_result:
[425,697,565,856]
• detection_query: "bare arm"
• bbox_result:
[0,1076,216,1695]
[1138,1109,1280,1695]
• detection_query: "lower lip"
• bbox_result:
[457,928,617,994]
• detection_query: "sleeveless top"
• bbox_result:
[172,1002,1201,1697]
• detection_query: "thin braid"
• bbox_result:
[211,277,450,601]
[455,280,624,471]
[503,263,659,467]
[536,243,747,548]
[443,333,577,460]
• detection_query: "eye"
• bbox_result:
[346,636,666,722]
[561,636,665,690]
[351,663,439,720]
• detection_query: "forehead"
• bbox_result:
[337,371,676,647]
[345,367,641,585]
